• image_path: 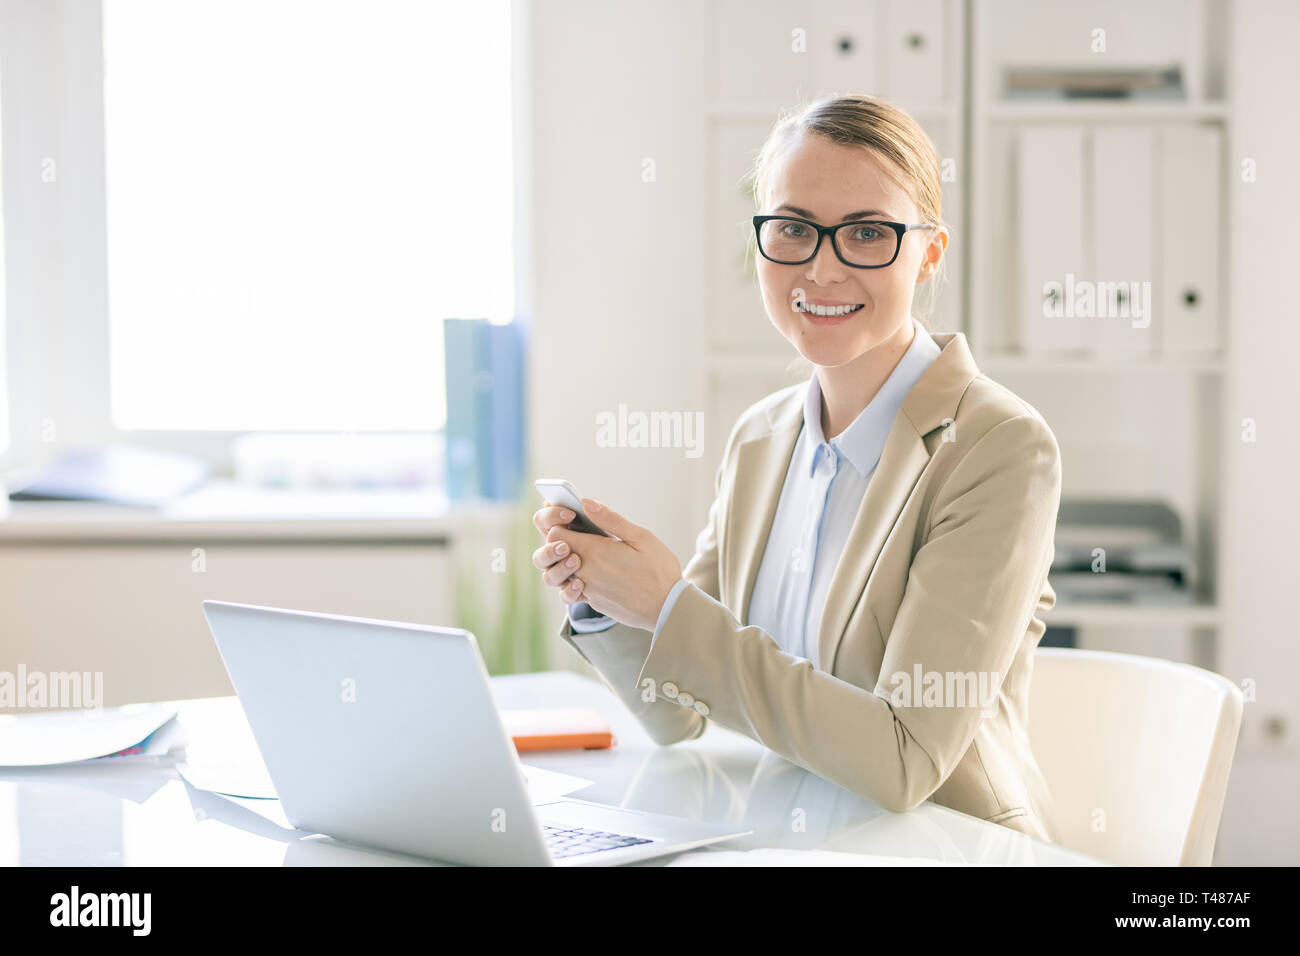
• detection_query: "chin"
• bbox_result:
[771,320,850,363]
[790,338,861,368]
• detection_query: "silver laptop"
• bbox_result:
[201,600,750,866]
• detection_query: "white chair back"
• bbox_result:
[1029,648,1243,866]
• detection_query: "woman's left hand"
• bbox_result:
[546,498,683,632]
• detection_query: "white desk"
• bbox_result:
[0,671,1104,866]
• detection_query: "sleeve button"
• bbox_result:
[660,681,679,699]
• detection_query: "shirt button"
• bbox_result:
[660,681,679,699]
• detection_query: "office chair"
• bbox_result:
[1027,647,1244,866]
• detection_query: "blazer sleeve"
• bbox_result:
[635,414,1062,812]
[553,421,737,746]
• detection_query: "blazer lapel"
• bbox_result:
[814,331,981,672]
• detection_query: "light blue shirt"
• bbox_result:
[569,318,941,668]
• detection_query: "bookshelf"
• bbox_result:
[966,0,1231,668]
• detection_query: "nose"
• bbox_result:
[803,232,848,286]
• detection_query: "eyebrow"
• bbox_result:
[777,204,895,222]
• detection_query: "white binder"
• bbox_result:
[810,0,882,95]
[1018,126,1091,354]
[1091,126,1156,355]
[880,0,945,109]
[1159,125,1222,355]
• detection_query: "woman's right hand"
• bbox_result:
[532,503,585,605]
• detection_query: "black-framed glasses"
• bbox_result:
[753,214,936,269]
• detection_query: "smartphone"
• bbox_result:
[534,478,611,537]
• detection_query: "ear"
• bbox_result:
[916,226,949,282]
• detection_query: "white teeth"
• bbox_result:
[798,301,862,317]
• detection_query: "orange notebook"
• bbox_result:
[501,708,615,752]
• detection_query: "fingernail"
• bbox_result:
[559,509,574,521]
[555,541,568,555]
[587,499,602,512]
[565,555,578,568]
[570,579,581,590]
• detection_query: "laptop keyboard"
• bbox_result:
[541,824,655,859]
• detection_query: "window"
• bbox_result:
[101,0,514,434]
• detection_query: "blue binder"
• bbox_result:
[444,318,527,501]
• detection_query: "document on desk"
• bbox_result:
[176,756,277,800]
[172,697,278,798]
[0,703,180,766]
[519,765,594,803]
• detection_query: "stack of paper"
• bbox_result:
[0,703,182,767]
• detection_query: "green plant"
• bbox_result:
[453,470,555,675]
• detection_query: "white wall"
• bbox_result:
[524,0,713,562]
[1217,0,1300,866]
[0,0,114,470]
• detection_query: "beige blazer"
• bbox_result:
[558,329,1062,844]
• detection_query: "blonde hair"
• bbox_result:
[745,94,948,327]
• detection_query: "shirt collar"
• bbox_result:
[801,317,943,478]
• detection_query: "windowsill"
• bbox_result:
[0,477,518,542]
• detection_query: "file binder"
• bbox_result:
[1159,125,1222,355]
[1018,126,1092,354]
[1091,126,1156,355]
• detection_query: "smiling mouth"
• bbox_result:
[795,300,864,317]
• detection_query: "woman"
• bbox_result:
[532,94,1061,844]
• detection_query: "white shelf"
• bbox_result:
[962,0,1230,640]
[1044,601,1220,630]
[979,101,1229,122]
